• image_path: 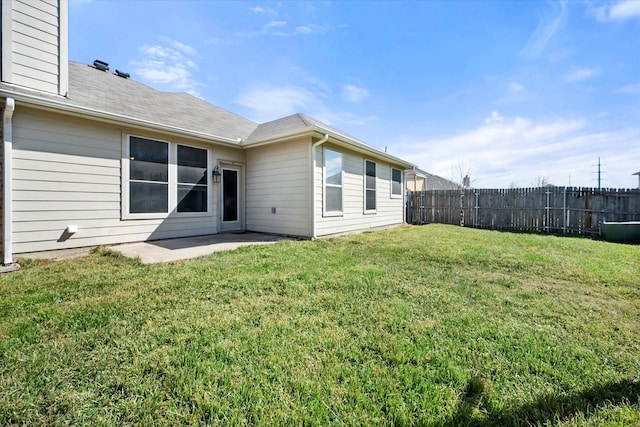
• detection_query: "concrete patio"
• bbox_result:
[111,232,289,264]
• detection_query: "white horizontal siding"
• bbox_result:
[12,20,58,46]
[12,63,59,89]
[13,180,115,193]
[13,191,120,202]
[246,138,311,236]
[12,34,59,65]
[13,157,119,177]
[13,226,217,254]
[16,0,58,19]
[4,0,63,94]
[314,145,404,237]
[14,218,215,244]
[11,108,241,255]
[13,8,58,36]
[12,52,59,76]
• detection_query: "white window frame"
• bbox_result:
[122,135,211,220]
[176,143,211,216]
[391,167,403,198]
[364,159,377,214]
[323,147,343,217]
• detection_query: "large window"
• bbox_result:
[129,137,169,214]
[177,145,207,212]
[126,136,209,217]
[391,168,402,197]
[324,148,343,214]
[365,160,376,212]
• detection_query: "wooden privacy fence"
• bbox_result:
[406,187,640,236]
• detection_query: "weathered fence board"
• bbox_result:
[406,187,640,236]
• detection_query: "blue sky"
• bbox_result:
[69,0,640,188]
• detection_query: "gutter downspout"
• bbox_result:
[310,134,329,239]
[3,97,15,265]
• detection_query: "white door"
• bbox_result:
[220,167,242,231]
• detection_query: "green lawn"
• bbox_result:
[1,224,639,426]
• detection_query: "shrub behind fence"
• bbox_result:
[406,187,640,236]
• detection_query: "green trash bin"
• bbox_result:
[600,221,640,244]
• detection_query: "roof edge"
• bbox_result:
[244,123,415,168]
[0,88,242,146]
[313,123,415,169]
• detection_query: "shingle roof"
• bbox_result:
[245,112,374,147]
[244,113,415,168]
[408,168,460,190]
[244,113,312,143]
[0,62,413,167]
[71,62,259,141]
[0,61,259,142]
[426,173,460,190]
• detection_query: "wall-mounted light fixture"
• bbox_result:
[212,165,221,183]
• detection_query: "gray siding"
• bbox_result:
[245,138,311,236]
[2,0,67,95]
[12,107,241,254]
[314,144,405,237]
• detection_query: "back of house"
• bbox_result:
[0,0,414,264]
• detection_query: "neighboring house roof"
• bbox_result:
[407,168,460,190]
[427,172,460,190]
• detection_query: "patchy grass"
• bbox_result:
[0,224,638,426]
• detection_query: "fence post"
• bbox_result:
[474,191,479,227]
[459,189,464,227]
[563,187,567,235]
[546,188,551,233]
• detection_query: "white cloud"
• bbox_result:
[509,81,525,94]
[236,85,317,122]
[485,111,504,124]
[342,85,369,103]
[235,83,376,127]
[388,113,630,188]
[249,6,277,15]
[592,1,640,22]
[239,21,329,38]
[168,40,198,56]
[235,79,374,127]
[563,67,600,83]
[497,81,528,104]
[272,23,329,37]
[131,40,202,97]
[521,1,567,59]
[615,83,640,94]
[266,20,287,28]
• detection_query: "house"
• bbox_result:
[406,168,460,191]
[0,0,414,265]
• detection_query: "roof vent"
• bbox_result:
[114,69,130,79]
[93,60,109,71]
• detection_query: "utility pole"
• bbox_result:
[593,157,606,189]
